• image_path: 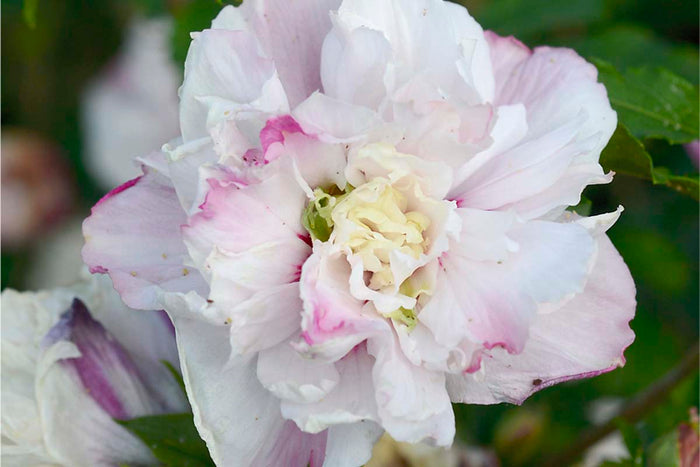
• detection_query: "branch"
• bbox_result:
[543,342,700,466]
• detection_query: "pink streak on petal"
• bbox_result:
[94,176,141,207]
[260,115,305,161]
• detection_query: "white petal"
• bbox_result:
[367,331,454,446]
[165,300,327,466]
[323,421,384,467]
[281,344,379,433]
[257,341,340,404]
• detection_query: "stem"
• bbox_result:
[543,342,700,466]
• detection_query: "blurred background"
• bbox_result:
[2,0,698,465]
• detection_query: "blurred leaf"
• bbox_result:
[118,413,214,466]
[171,1,226,66]
[471,0,605,40]
[600,124,699,200]
[616,419,645,465]
[572,25,699,84]
[647,429,681,467]
[162,360,187,395]
[22,0,38,29]
[594,59,699,144]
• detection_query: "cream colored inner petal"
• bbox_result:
[336,180,431,290]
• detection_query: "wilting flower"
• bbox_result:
[82,0,636,465]
[1,274,187,466]
[82,18,180,190]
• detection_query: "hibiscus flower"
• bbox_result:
[83,0,636,465]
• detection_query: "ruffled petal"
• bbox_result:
[213,0,341,108]
[420,219,595,354]
[183,170,308,270]
[281,343,379,433]
[299,249,389,362]
[82,166,208,310]
[321,17,392,109]
[447,235,635,404]
[257,340,340,404]
[336,0,493,105]
[179,28,289,141]
[454,32,617,217]
[367,331,454,446]
[164,293,328,466]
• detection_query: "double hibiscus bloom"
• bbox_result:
[83,0,636,465]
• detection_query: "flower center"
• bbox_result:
[331,180,431,291]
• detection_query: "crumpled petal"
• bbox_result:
[447,235,635,404]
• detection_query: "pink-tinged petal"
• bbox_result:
[183,170,308,271]
[179,28,288,141]
[323,422,384,467]
[162,138,220,214]
[281,343,379,433]
[466,32,617,217]
[367,331,454,446]
[257,341,340,404]
[454,112,597,213]
[205,241,309,307]
[447,235,635,404]
[163,294,328,466]
[260,114,305,157]
[82,167,208,310]
[421,220,595,354]
[293,92,382,143]
[214,0,340,108]
[321,19,392,110]
[299,249,389,362]
[282,132,348,192]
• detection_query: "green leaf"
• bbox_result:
[600,124,699,200]
[615,419,645,465]
[171,1,225,66]
[469,0,605,40]
[118,413,214,467]
[572,25,699,85]
[22,0,38,29]
[567,197,593,216]
[594,59,699,144]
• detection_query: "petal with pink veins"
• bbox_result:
[82,166,208,310]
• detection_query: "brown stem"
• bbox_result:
[543,342,700,466]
